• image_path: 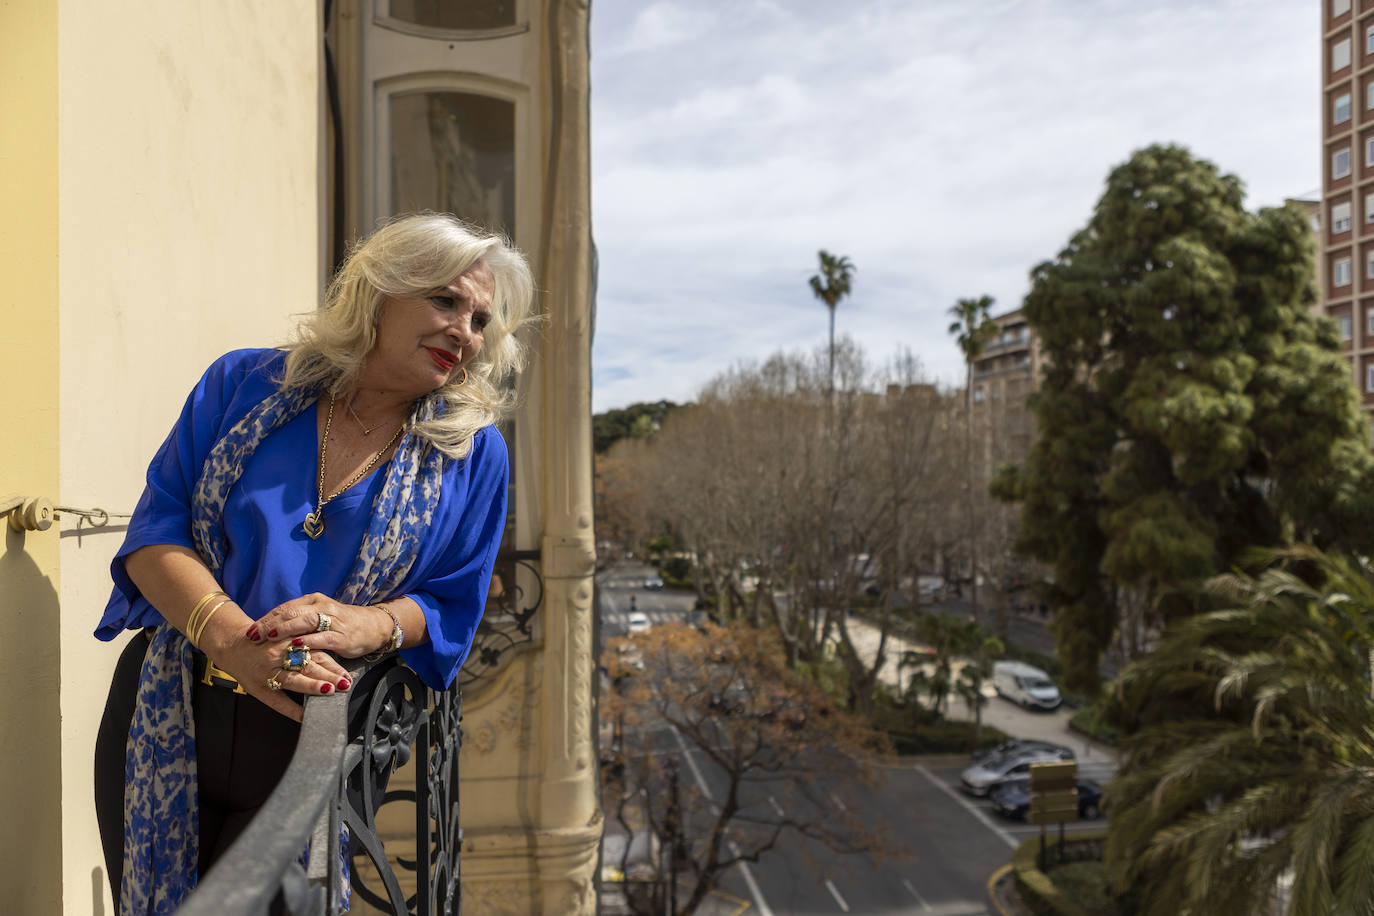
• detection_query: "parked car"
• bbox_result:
[992,660,1062,711]
[971,738,1073,764]
[960,747,1075,797]
[989,777,1104,821]
[642,575,665,590]
[627,611,651,634]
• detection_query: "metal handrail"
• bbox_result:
[176,657,463,915]
[178,662,358,915]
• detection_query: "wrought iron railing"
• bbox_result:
[175,550,542,914]
[176,656,460,915]
[460,548,542,685]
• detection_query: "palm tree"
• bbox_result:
[1107,546,1374,914]
[809,250,855,394]
[947,296,998,630]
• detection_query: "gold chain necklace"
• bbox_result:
[303,395,406,540]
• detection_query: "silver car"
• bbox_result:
[959,747,1075,797]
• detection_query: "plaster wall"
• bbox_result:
[0,2,63,912]
[36,2,319,912]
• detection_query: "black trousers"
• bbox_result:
[94,630,301,903]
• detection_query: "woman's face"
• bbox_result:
[366,260,495,398]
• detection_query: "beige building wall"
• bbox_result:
[2,2,321,913]
[0,3,62,913]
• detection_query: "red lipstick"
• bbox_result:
[427,348,457,371]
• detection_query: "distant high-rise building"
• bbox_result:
[1321,0,1374,421]
[969,309,1039,475]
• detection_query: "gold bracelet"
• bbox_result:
[186,590,227,642]
[191,597,232,648]
[364,604,404,661]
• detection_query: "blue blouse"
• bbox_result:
[96,348,509,690]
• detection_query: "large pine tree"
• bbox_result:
[994,144,1374,693]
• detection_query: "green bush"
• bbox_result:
[1068,701,1120,747]
[660,555,692,585]
[1011,833,1112,916]
[868,700,1010,754]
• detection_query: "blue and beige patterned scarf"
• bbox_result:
[120,383,446,915]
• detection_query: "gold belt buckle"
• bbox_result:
[202,657,247,695]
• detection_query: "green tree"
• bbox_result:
[947,295,998,631]
[1106,547,1374,914]
[809,250,855,393]
[993,144,1374,694]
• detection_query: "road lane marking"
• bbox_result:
[671,727,775,916]
[903,877,934,911]
[828,790,848,813]
[824,879,850,912]
[914,765,1019,850]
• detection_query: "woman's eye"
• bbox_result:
[430,295,455,309]
[473,314,490,330]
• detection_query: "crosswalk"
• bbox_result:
[601,606,684,635]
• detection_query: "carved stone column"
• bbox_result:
[457,1,599,913]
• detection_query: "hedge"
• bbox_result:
[1010,831,1108,916]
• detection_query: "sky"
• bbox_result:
[587,0,1318,413]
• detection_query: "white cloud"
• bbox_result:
[614,1,717,55]
[590,0,1318,411]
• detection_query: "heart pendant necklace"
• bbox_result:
[304,394,406,539]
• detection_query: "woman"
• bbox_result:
[93,213,533,912]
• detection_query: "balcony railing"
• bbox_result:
[177,657,462,915]
[175,549,543,915]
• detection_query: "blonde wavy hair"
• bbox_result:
[281,212,535,459]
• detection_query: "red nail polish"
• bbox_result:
[320,684,332,694]
[246,626,259,641]
[268,628,278,638]
[337,678,351,691]
[291,637,304,647]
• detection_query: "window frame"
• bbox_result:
[1336,147,1353,180]
[1336,37,1353,72]
[1340,313,1354,340]
[1336,257,1353,288]
[1337,92,1353,124]
[1365,362,1374,393]
[1336,0,1352,17]
[1335,201,1353,234]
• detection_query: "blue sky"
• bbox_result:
[588,0,1317,412]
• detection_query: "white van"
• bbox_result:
[993,661,1062,711]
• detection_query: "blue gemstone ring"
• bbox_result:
[283,645,311,672]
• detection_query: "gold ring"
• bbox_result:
[315,613,332,633]
[266,670,286,692]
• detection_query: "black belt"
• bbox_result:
[192,651,247,695]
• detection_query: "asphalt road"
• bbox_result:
[596,561,1116,915]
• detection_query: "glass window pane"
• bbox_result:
[390,91,516,237]
[388,0,515,31]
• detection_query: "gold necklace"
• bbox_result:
[347,397,386,435]
[303,395,406,539]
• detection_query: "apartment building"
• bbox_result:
[1322,0,1374,415]
[969,309,1040,476]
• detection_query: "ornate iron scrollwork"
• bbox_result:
[460,548,542,685]
[344,658,464,914]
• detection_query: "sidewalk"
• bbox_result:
[838,613,1118,761]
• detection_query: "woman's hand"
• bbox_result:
[205,625,353,723]
[247,592,398,659]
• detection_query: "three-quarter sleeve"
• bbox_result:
[96,350,275,639]
[398,426,510,690]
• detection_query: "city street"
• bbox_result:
[596,561,1116,914]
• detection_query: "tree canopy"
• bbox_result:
[594,400,679,454]
[1106,548,1374,913]
[993,144,1374,693]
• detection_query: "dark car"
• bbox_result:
[989,777,1104,821]
[971,738,1074,764]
